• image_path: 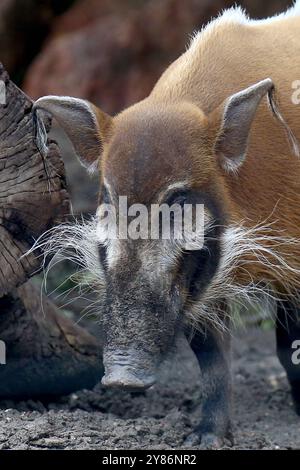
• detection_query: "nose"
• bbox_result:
[102,365,155,391]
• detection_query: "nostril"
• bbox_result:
[101,367,155,391]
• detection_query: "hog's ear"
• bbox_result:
[211,78,274,172]
[32,96,112,174]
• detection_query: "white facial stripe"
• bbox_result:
[106,239,122,268]
[103,178,114,198]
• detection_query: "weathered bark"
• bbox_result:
[0,63,103,398]
[0,62,69,296]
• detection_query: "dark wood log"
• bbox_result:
[0,63,103,398]
[0,282,103,398]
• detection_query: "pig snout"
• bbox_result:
[101,350,157,391]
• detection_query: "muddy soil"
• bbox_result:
[0,328,299,450]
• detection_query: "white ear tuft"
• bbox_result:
[214,78,274,172]
[33,107,49,158]
[32,95,112,171]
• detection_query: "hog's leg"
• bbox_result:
[184,325,232,448]
[276,301,300,415]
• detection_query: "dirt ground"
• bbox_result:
[0,328,299,450]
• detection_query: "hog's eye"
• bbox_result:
[165,190,188,207]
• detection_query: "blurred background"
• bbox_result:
[0,0,292,324]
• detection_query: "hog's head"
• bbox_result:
[33,79,273,390]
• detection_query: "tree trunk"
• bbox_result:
[0,62,69,295]
[0,63,103,398]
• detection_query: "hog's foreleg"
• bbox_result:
[184,323,232,448]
